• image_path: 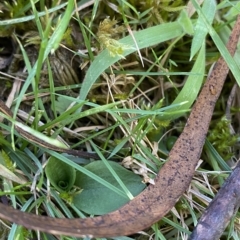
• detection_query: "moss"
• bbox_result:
[208,116,238,160]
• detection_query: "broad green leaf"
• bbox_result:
[73,161,146,215]
[45,150,129,197]
[45,156,76,192]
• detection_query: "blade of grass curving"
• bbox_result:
[79,21,185,102]
[0,2,68,26]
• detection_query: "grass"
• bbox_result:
[0,0,240,239]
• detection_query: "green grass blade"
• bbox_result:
[190,0,216,59]
[79,21,185,101]
[0,2,68,26]
[191,0,240,85]
[160,42,205,120]
[14,0,74,118]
